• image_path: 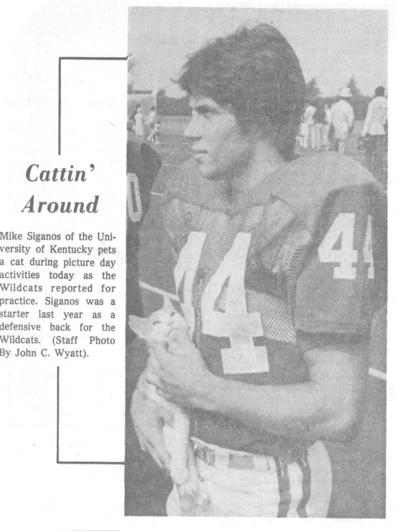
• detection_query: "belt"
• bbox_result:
[193,440,278,471]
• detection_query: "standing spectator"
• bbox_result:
[331,87,354,154]
[147,106,156,140]
[313,100,326,150]
[323,103,332,150]
[134,104,145,141]
[147,106,160,144]
[148,105,156,128]
[153,120,161,144]
[297,118,306,149]
[303,100,316,148]
[361,86,388,188]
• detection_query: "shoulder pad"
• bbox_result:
[271,151,376,207]
[163,152,384,224]
[239,152,383,223]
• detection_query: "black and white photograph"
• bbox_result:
[125,7,387,518]
[1,2,395,529]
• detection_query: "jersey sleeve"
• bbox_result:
[294,184,386,340]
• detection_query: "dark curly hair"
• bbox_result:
[178,24,305,160]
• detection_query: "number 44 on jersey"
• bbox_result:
[318,213,374,280]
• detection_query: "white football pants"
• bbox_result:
[166,439,332,517]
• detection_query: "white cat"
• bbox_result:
[129,297,209,514]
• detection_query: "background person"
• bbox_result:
[303,100,316,149]
[147,106,156,141]
[313,100,326,150]
[331,87,354,154]
[148,108,161,144]
[126,139,162,339]
[323,103,332,150]
[134,104,145,141]
[361,86,388,188]
[125,138,165,514]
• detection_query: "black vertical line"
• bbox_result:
[56,365,60,462]
[58,58,61,156]
[55,54,128,466]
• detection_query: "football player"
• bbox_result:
[125,138,166,516]
[126,138,161,340]
[130,24,386,516]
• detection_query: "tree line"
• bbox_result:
[143,77,375,120]
[304,76,373,120]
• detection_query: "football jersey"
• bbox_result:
[162,151,386,456]
[126,139,161,331]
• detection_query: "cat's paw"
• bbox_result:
[170,463,189,486]
[196,489,211,511]
[178,480,198,499]
[179,494,197,516]
[178,484,211,516]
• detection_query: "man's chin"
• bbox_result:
[196,162,224,181]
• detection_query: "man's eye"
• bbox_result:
[170,312,176,317]
[152,320,161,325]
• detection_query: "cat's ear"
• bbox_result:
[162,295,175,312]
[128,315,148,338]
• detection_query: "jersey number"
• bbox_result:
[318,213,374,279]
[174,232,269,375]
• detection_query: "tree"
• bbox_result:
[347,76,362,98]
[305,77,321,102]
[346,76,370,119]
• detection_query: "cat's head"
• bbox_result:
[129,296,186,342]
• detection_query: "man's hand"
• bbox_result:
[147,328,213,409]
[130,372,173,470]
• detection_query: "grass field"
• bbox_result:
[126,117,386,517]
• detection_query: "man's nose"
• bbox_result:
[184,116,201,139]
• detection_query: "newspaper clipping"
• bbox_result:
[0,1,390,529]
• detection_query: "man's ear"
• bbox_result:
[128,315,148,338]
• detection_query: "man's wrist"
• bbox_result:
[191,371,226,412]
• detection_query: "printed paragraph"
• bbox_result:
[0,230,119,361]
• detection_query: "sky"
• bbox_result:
[128,7,387,98]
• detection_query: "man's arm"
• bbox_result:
[198,345,367,442]
[148,330,368,443]
[348,104,355,131]
[362,100,373,137]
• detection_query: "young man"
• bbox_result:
[331,87,355,154]
[303,100,317,149]
[361,86,388,188]
[134,104,145,142]
[130,24,386,517]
